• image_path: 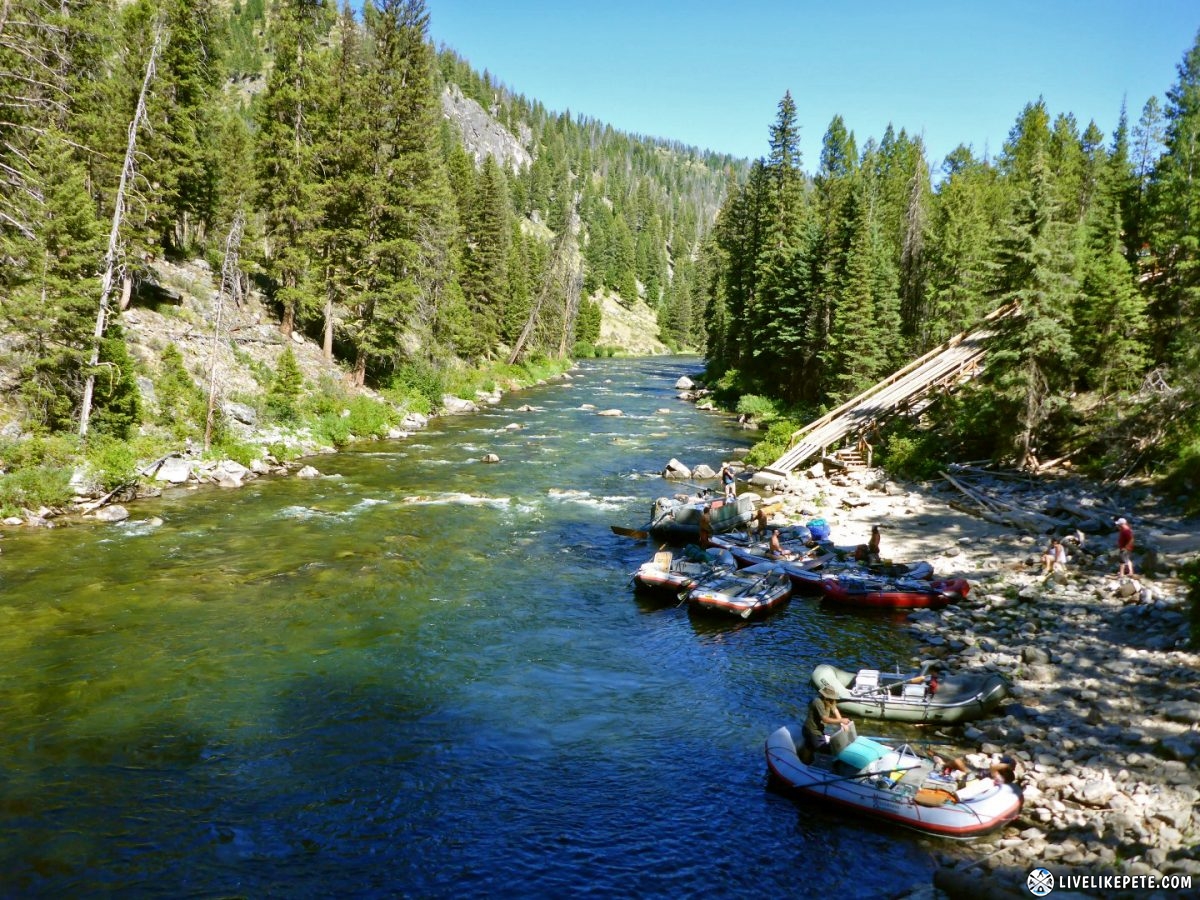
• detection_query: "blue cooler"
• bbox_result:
[836,736,889,770]
[807,518,830,541]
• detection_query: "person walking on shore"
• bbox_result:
[1116,517,1135,576]
[720,462,736,502]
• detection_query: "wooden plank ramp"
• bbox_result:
[764,305,1017,476]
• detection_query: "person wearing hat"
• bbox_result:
[720,461,736,502]
[803,683,852,757]
[1115,517,1135,577]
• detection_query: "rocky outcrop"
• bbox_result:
[441,84,532,174]
[596,292,671,355]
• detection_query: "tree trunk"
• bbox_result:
[323,280,334,361]
[79,22,162,439]
[353,348,366,387]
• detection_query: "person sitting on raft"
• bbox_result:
[769,529,797,560]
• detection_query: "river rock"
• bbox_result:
[296,465,321,478]
[596,409,623,416]
[156,457,193,483]
[675,376,695,390]
[441,395,478,415]
[401,412,428,430]
[93,505,130,523]
[482,453,500,464]
[210,460,249,488]
[1158,734,1200,763]
[1072,778,1117,807]
[662,459,691,480]
[691,464,717,479]
[222,401,258,426]
[1161,700,1200,724]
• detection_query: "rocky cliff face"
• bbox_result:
[441,84,532,173]
[597,292,670,355]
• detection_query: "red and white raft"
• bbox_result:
[819,575,970,609]
[765,725,1022,839]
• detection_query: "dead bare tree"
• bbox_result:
[78,20,164,439]
[205,209,245,450]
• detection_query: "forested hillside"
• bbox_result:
[0,0,739,511]
[702,32,1200,502]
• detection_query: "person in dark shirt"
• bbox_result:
[803,684,851,756]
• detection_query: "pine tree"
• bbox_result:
[255,0,326,338]
[459,154,512,356]
[143,0,226,253]
[988,153,1079,468]
[1073,117,1147,393]
[1145,29,1200,364]
[923,146,1007,347]
[2,131,108,432]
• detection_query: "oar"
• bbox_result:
[611,524,650,539]
[857,736,950,747]
[801,764,923,789]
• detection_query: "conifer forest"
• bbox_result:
[3,0,1200,509]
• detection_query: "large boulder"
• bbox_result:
[441,395,478,415]
[675,376,695,390]
[662,458,691,480]
[155,457,193,483]
[93,505,130,523]
[210,460,250,488]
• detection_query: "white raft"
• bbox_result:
[764,725,1022,839]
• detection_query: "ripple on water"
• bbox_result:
[0,356,931,898]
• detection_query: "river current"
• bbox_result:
[0,356,937,897]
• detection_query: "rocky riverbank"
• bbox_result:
[740,462,1199,899]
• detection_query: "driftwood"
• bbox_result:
[77,452,178,513]
[941,471,1070,534]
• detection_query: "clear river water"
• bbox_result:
[0,356,939,898]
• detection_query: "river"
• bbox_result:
[0,356,937,897]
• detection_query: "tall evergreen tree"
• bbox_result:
[255,0,326,338]
[1145,29,1200,364]
[988,153,1079,468]
[355,0,458,379]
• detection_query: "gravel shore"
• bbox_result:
[755,464,1199,900]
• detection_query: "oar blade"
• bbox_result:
[611,525,650,540]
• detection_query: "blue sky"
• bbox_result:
[425,0,1199,170]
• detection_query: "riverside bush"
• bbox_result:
[387,361,446,414]
[736,394,779,423]
[744,419,800,467]
[0,434,78,514]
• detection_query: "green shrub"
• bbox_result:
[1160,434,1200,516]
[263,440,302,463]
[267,346,304,422]
[155,344,208,440]
[83,434,140,491]
[308,396,396,448]
[744,419,801,467]
[387,361,447,414]
[1180,558,1200,649]
[0,465,73,515]
[0,433,79,471]
[736,394,779,423]
[209,437,259,468]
